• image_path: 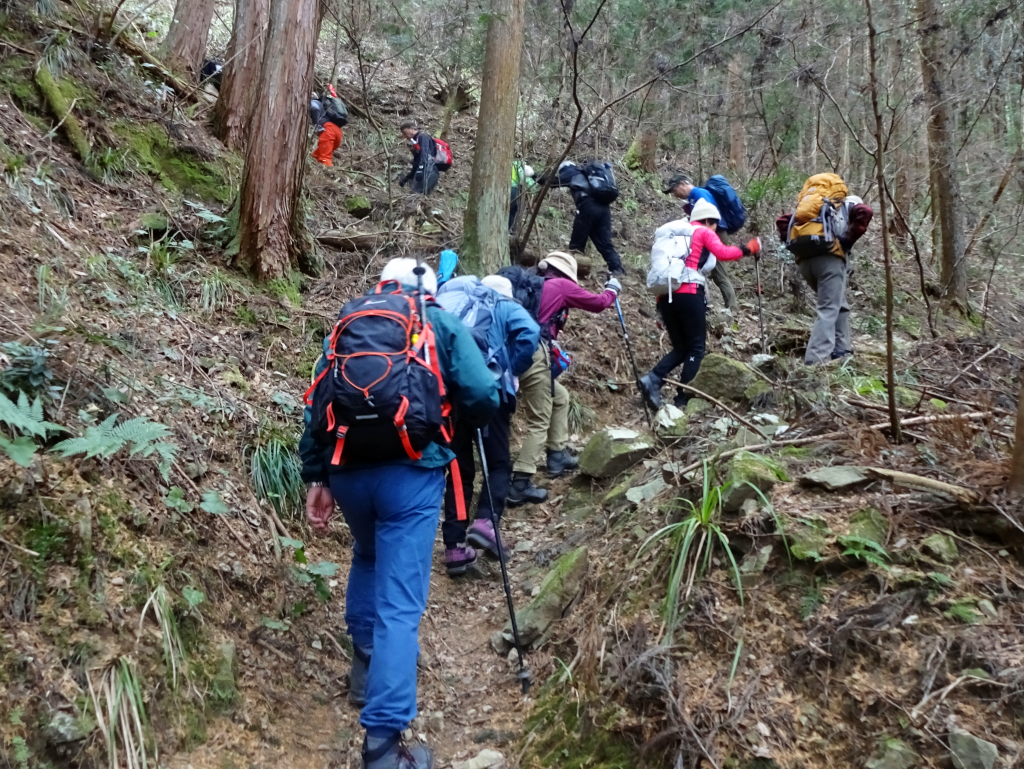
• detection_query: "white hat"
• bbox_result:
[523,165,535,178]
[689,198,722,224]
[558,160,577,171]
[380,257,438,294]
[845,195,863,206]
[538,251,579,284]
[481,275,514,299]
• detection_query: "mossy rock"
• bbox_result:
[491,547,588,653]
[743,379,773,405]
[921,532,959,564]
[780,516,833,561]
[865,737,919,769]
[113,121,238,202]
[653,404,688,442]
[602,475,634,510]
[689,353,757,407]
[578,428,654,479]
[721,451,788,513]
[138,212,169,234]
[685,398,711,417]
[344,195,372,218]
[849,508,888,547]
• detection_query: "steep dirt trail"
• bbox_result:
[165,483,585,769]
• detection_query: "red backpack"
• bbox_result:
[304,281,468,517]
[433,138,453,171]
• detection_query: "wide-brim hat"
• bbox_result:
[538,251,579,284]
[690,198,722,224]
[482,275,514,299]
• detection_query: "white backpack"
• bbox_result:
[646,219,717,300]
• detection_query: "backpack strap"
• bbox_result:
[393,395,423,461]
[448,458,467,521]
[331,426,348,466]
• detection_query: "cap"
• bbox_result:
[662,173,692,194]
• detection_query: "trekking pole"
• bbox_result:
[476,428,532,696]
[613,296,652,428]
[754,253,766,353]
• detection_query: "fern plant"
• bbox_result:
[838,534,891,570]
[0,391,65,467]
[637,461,744,638]
[53,414,178,480]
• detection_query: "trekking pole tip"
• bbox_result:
[518,667,532,695]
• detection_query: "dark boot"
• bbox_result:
[348,644,371,706]
[546,448,578,478]
[507,472,548,506]
[639,373,662,411]
[362,733,434,769]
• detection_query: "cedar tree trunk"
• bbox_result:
[918,0,967,304]
[161,0,216,76]
[236,0,322,280]
[461,0,526,274]
[214,0,269,149]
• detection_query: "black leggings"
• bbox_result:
[650,288,706,396]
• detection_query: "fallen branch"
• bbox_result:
[665,379,769,439]
[0,536,40,557]
[944,345,1000,389]
[865,467,984,506]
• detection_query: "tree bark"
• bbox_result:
[917,0,967,304]
[214,0,269,150]
[160,0,216,76]
[727,54,746,177]
[1010,378,1024,495]
[461,0,526,274]
[236,0,322,280]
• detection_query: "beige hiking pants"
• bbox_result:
[513,344,569,475]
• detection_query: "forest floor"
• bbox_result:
[3,10,1024,769]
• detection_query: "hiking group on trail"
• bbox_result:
[296,94,874,767]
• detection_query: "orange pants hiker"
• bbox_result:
[312,122,343,166]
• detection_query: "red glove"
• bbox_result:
[740,238,762,259]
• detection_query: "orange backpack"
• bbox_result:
[786,173,849,259]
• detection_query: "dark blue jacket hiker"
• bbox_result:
[300,257,498,769]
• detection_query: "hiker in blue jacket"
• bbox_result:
[663,173,738,310]
[435,274,540,576]
[300,258,498,769]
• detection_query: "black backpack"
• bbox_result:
[304,282,447,466]
[496,265,545,324]
[582,161,619,204]
[323,95,348,126]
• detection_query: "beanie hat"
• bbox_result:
[689,198,722,224]
[481,275,514,299]
[380,257,438,294]
[538,251,579,284]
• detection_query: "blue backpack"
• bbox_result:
[704,175,746,235]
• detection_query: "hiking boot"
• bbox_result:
[467,518,502,559]
[444,543,477,576]
[639,373,662,411]
[507,472,548,507]
[609,266,626,277]
[831,349,852,361]
[672,393,690,409]
[348,644,371,707]
[546,448,578,478]
[362,733,434,769]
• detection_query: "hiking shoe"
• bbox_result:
[672,394,690,409]
[546,448,578,478]
[609,266,626,277]
[831,349,852,360]
[363,733,434,769]
[348,644,371,707]
[507,473,548,506]
[639,373,662,411]
[467,519,502,559]
[444,543,477,576]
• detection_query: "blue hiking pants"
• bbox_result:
[329,464,444,736]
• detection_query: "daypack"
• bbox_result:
[704,175,746,234]
[304,282,448,467]
[496,265,546,325]
[322,95,348,126]
[435,276,502,379]
[582,161,619,204]
[434,138,453,171]
[785,173,850,259]
[647,219,694,297]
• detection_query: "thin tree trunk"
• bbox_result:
[918,0,967,305]
[161,0,216,76]
[1010,378,1024,494]
[213,0,268,150]
[866,0,902,444]
[728,53,747,178]
[236,0,322,280]
[461,0,526,274]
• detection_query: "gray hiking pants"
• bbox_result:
[799,254,851,365]
[710,263,736,309]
